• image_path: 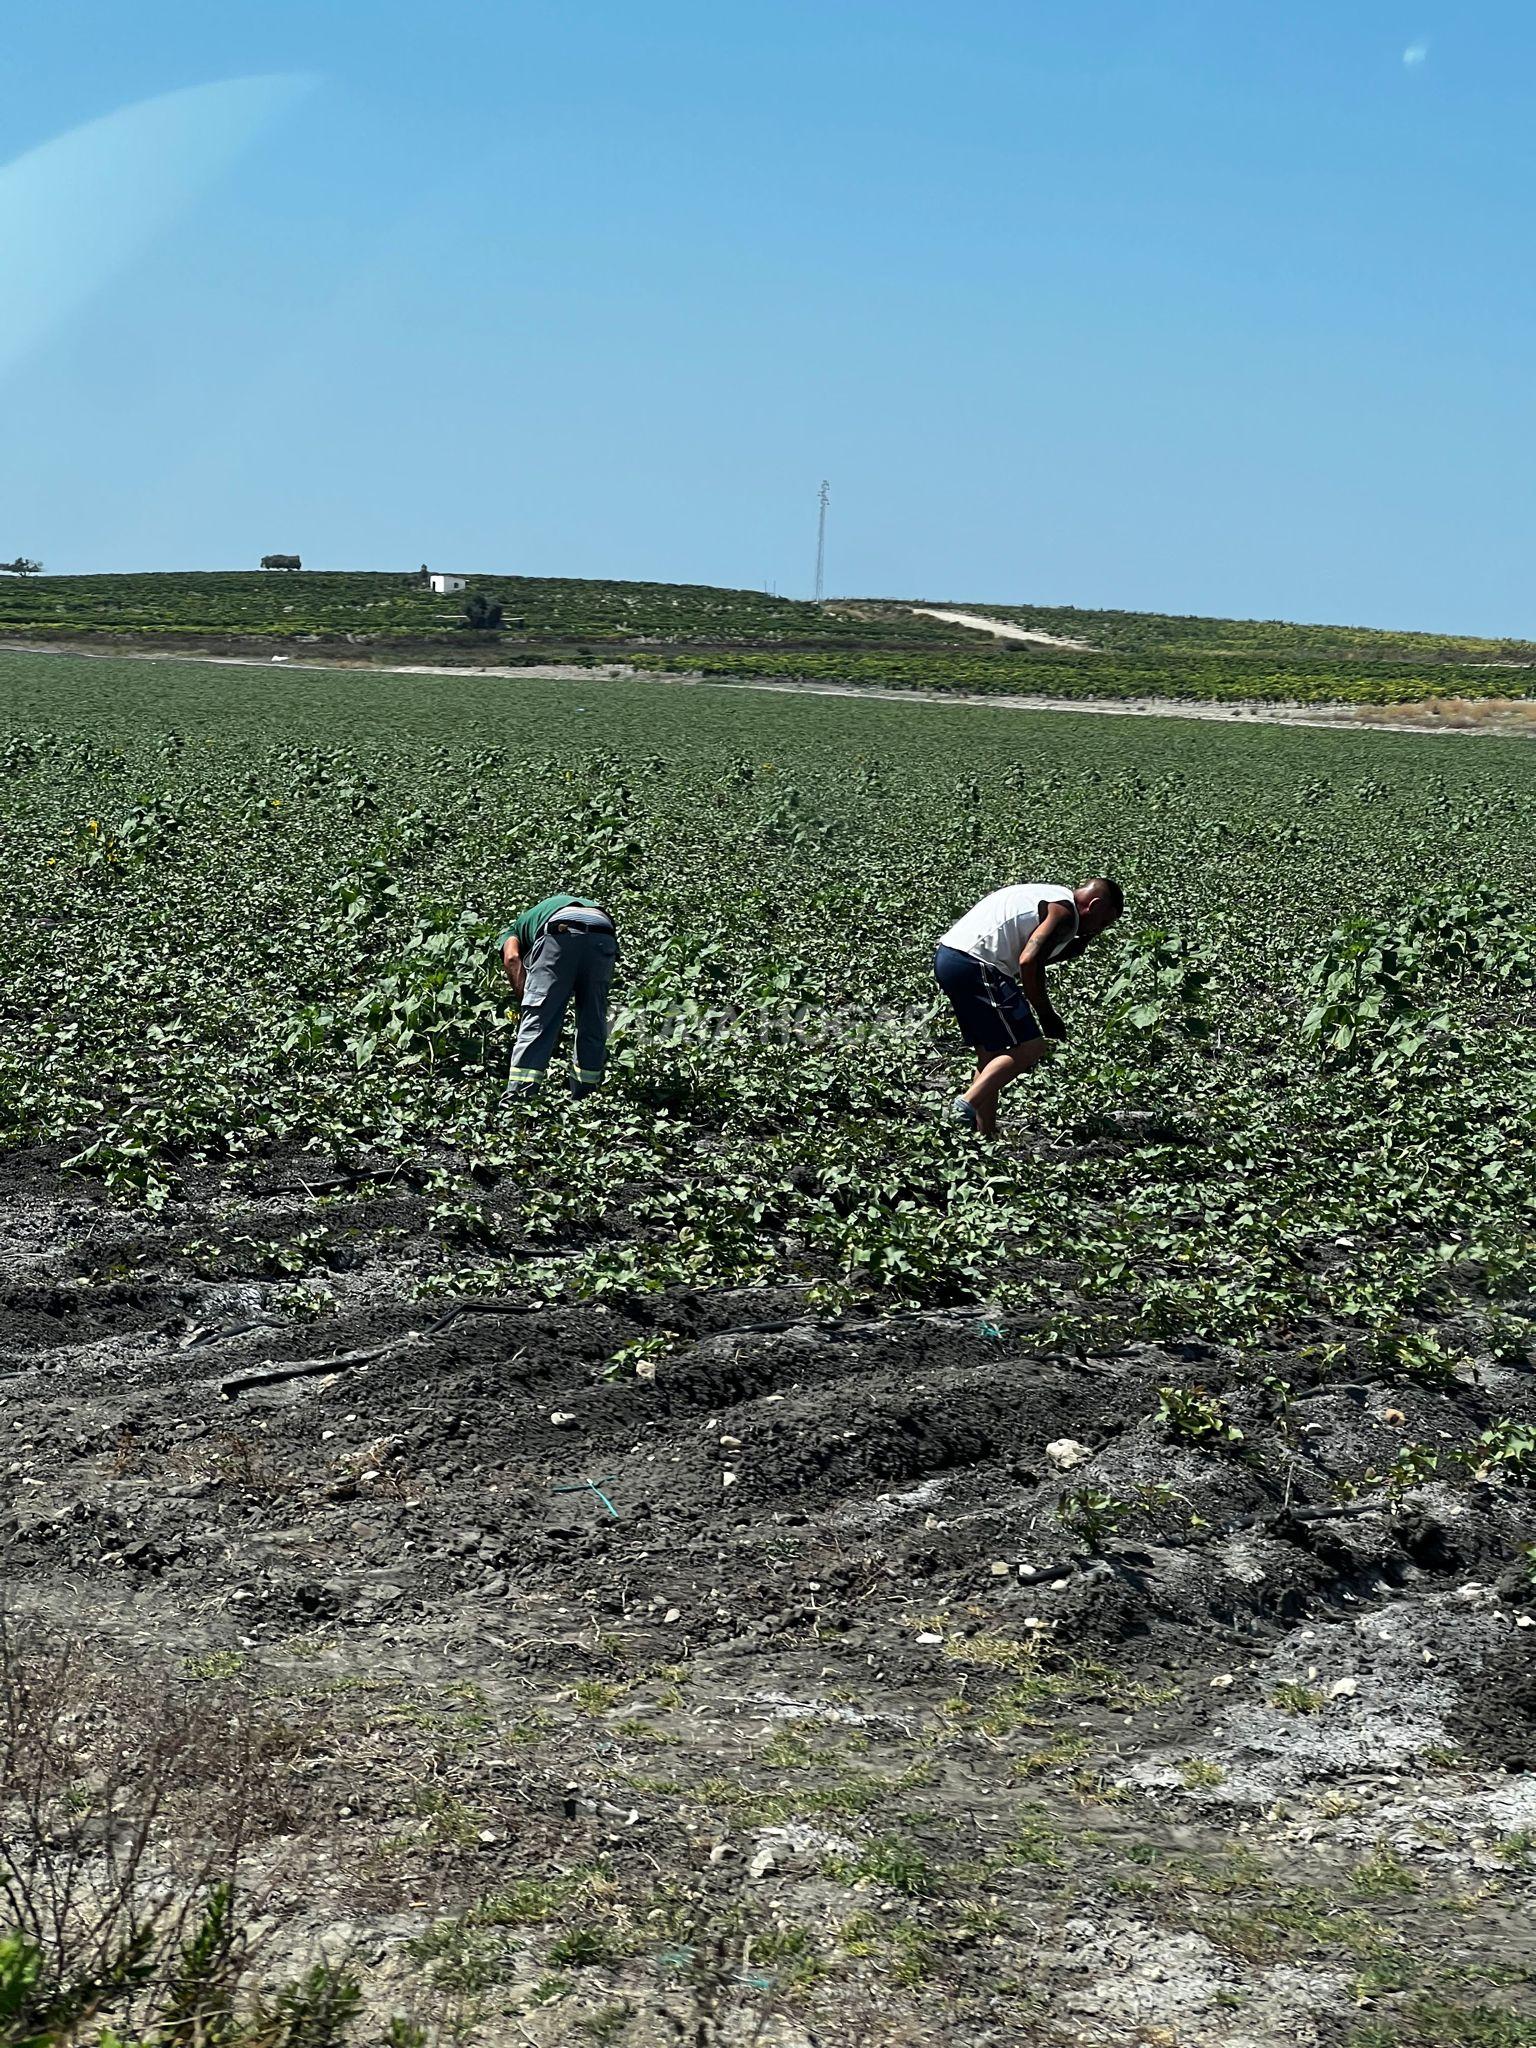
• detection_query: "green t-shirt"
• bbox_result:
[495,894,601,955]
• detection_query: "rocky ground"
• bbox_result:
[2,1142,1534,2047]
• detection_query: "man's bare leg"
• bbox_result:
[965,1040,1050,1137]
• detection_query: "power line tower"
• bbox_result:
[813,479,829,603]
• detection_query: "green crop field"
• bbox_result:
[8,647,1535,1285]
[3,646,1535,2045]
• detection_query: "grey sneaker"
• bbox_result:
[950,1095,978,1132]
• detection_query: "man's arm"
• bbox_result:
[501,934,525,1002]
[1019,901,1070,1040]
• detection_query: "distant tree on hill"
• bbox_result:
[260,554,302,571]
[418,564,431,585]
[0,558,41,576]
[461,594,504,631]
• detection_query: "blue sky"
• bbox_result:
[3,1,1532,633]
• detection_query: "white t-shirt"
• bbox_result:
[940,884,1078,977]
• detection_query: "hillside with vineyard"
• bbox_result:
[2,568,1535,708]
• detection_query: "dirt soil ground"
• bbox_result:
[3,1133,1533,2048]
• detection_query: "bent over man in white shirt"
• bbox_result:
[934,877,1123,1136]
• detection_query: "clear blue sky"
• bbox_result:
[5,0,1533,634]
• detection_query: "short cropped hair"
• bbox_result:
[1086,876,1124,915]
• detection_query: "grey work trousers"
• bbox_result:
[505,922,617,1094]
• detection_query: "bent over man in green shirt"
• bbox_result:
[497,893,618,1105]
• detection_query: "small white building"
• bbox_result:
[428,572,467,595]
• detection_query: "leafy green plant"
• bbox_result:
[1055,1486,1130,1549]
[1102,926,1213,1050]
[1476,1421,1536,1481]
[1154,1385,1244,1447]
[345,904,503,1073]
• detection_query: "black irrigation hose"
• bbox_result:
[258,1164,433,1198]
[211,1292,857,1398]
[217,1298,526,1398]
[183,1317,283,1352]
[698,1306,1021,1347]
[209,1286,1395,1566]
[214,1300,988,1399]
[699,1309,1124,1382]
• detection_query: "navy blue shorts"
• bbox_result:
[934,944,1041,1056]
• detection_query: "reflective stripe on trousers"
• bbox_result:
[508,923,617,1083]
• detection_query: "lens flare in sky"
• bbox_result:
[0,74,314,381]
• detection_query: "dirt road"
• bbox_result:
[909,606,1099,652]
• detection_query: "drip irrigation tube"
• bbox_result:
[218,1297,526,1398]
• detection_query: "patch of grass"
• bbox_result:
[1350,1845,1420,1897]
[309,1674,392,1698]
[1221,1845,1277,1890]
[182,1650,247,1681]
[835,1912,943,1990]
[1437,1965,1536,1992]
[1271,1681,1329,1716]
[609,1716,669,1745]
[385,1698,495,1752]
[1001,1807,1063,1868]
[1353,1956,1424,1999]
[831,1836,940,1898]
[405,1919,522,1994]
[1424,1745,1467,1768]
[974,1692,1047,1738]
[574,1679,628,1716]
[527,1974,573,2007]
[474,1872,611,1926]
[695,1766,889,1827]
[1350,2001,1536,2047]
[941,1631,1043,1676]
[1177,1757,1225,1789]
[802,1775,889,1819]
[891,1757,939,1792]
[1215,1888,1397,1965]
[407,1786,485,1848]
[547,1924,631,1968]
[506,1709,556,1745]
[1013,1732,1093,1777]
[886,1924,940,1986]
[759,1725,859,1771]
[738,1923,826,1991]
[696,1776,796,1827]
